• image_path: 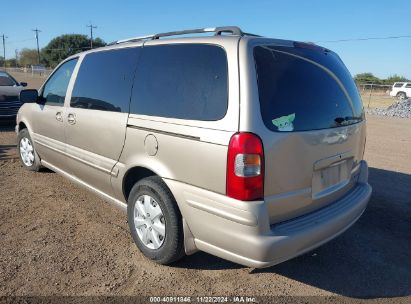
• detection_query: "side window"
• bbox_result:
[405,83,411,88]
[394,83,404,88]
[130,44,228,121]
[70,48,141,112]
[41,58,78,106]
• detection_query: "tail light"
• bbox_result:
[226,132,264,201]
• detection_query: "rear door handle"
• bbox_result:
[67,113,76,125]
[55,111,63,122]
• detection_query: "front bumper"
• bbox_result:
[165,161,371,268]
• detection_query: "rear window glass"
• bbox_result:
[254,45,364,132]
[130,44,228,121]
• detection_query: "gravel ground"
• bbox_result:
[0,115,410,301]
[366,98,411,118]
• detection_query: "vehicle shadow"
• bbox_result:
[176,167,411,298]
[0,121,17,160]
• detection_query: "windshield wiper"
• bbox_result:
[334,116,362,125]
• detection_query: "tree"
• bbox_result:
[5,58,17,67]
[354,73,381,84]
[41,34,106,67]
[19,48,39,67]
[384,74,410,84]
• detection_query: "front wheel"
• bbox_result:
[17,128,42,171]
[127,176,185,265]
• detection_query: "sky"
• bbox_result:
[1,0,410,79]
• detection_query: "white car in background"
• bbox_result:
[389,82,411,100]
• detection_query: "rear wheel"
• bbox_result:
[17,128,42,171]
[397,92,407,100]
[127,176,185,264]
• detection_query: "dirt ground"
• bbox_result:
[0,115,410,301]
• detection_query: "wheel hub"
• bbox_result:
[19,137,34,167]
[133,194,166,249]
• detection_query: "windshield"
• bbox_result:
[0,72,17,86]
[254,44,364,132]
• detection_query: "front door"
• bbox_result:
[31,58,78,169]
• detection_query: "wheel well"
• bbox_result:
[123,167,157,202]
[18,122,27,131]
[397,91,406,95]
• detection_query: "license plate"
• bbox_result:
[312,160,351,199]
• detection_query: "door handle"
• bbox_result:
[67,113,76,125]
[55,111,63,122]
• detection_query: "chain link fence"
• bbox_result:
[1,67,53,79]
[357,83,397,109]
[0,67,52,89]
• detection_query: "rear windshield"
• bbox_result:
[254,45,364,132]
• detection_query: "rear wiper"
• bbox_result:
[334,116,362,125]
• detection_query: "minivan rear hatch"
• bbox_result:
[253,42,366,224]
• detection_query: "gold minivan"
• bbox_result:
[16,26,371,268]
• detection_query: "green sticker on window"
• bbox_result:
[272,113,295,131]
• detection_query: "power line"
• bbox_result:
[316,34,411,43]
[86,23,97,49]
[32,28,41,64]
[7,37,36,44]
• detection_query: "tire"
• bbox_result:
[17,128,42,171]
[397,92,407,100]
[127,176,185,265]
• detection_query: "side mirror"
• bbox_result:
[19,89,39,103]
[20,82,28,87]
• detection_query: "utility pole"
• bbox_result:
[86,23,97,49]
[15,49,18,67]
[32,28,41,64]
[1,34,7,69]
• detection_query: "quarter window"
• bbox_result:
[70,47,141,112]
[41,58,78,106]
[130,44,228,121]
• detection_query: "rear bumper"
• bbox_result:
[165,161,371,268]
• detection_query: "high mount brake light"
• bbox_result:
[226,132,264,201]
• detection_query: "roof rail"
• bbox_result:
[109,26,256,45]
[114,34,156,44]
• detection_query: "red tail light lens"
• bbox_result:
[227,132,264,201]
